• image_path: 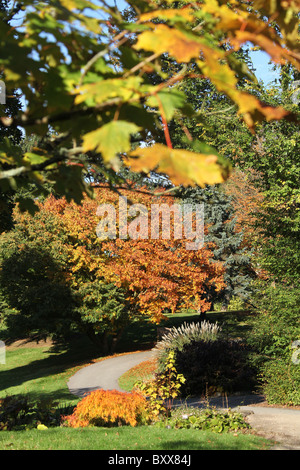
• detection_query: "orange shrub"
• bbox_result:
[62,389,150,428]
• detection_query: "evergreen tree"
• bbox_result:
[175,184,255,310]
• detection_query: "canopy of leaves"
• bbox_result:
[0,0,299,211]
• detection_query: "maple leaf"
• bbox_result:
[127,143,230,187]
[82,121,141,167]
[134,24,204,63]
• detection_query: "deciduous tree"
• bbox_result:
[0,186,225,350]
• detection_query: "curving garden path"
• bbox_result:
[68,350,155,397]
[67,350,300,450]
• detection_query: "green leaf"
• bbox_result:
[75,77,143,106]
[82,121,141,165]
[147,89,188,121]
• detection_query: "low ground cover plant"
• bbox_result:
[156,406,250,434]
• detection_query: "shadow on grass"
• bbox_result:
[116,312,201,353]
[158,438,264,450]
[0,335,102,402]
[117,319,157,353]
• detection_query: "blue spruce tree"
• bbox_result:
[175,184,255,313]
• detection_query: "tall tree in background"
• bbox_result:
[175,184,255,310]
[0,0,25,232]
[0,187,225,351]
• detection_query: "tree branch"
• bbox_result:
[0,98,124,128]
[0,147,84,180]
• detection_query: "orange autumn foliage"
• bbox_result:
[223,169,270,280]
[33,185,225,323]
[223,169,265,245]
[62,389,150,428]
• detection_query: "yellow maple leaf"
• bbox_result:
[134,24,203,63]
[127,144,230,187]
[140,8,194,23]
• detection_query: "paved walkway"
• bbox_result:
[67,350,300,450]
[68,350,155,397]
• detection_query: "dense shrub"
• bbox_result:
[247,284,300,360]
[175,339,256,397]
[247,284,300,405]
[155,321,221,371]
[0,395,72,430]
[62,389,150,428]
[0,395,32,431]
[259,357,300,406]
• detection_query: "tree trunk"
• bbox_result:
[110,327,125,354]
[197,307,207,322]
[84,326,109,354]
[84,325,125,355]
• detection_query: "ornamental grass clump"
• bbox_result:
[62,389,151,428]
[155,320,221,371]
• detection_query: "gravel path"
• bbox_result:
[242,407,300,450]
[172,395,300,450]
[67,350,300,450]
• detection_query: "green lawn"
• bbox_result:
[0,425,271,450]
[0,336,99,405]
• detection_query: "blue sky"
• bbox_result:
[249,50,279,85]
